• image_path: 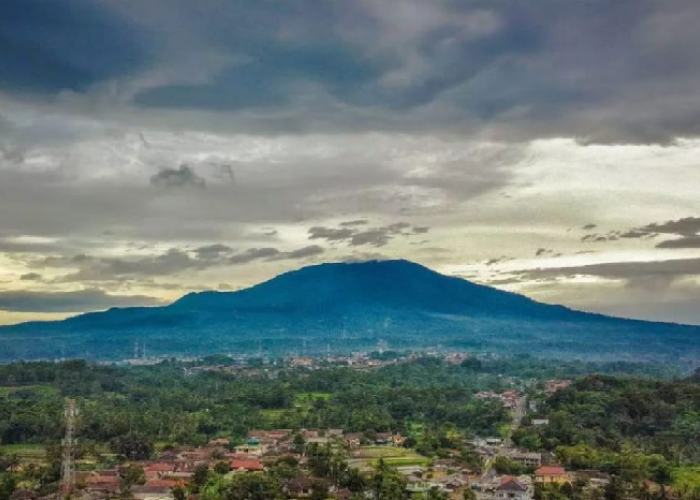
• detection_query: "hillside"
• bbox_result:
[1,260,698,361]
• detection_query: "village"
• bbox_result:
[7,376,608,500]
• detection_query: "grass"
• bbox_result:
[0,385,57,396]
[294,392,332,403]
[1,444,47,463]
[672,466,700,495]
[381,457,432,467]
[349,445,430,468]
[0,444,47,454]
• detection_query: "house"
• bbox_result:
[532,419,549,426]
[131,484,174,500]
[535,467,569,484]
[145,463,176,480]
[495,477,531,500]
[85,471,121,496]
[285,477,331,499]
[573,470,610,488]
[208,438,230,447]
[373,432,393,445]
[344,433,363,447]
[230,459,265,473]
[505,451,542,468]
[326,428,344,438]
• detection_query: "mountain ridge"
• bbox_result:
[1,259,698,361]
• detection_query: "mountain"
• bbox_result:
[1,259,699,362]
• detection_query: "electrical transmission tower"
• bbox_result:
[59,399,78,499]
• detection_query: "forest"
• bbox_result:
[0,355,698,500]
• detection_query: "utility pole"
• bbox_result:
[60,399,77,499]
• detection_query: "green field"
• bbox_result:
[0,385,58,396]
[348,446,431,468]
[0,444,47,463]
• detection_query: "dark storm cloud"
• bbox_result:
[308,222,426,247]
[2,0,700,142]
[0,288,162,313]
[0,0,149,93]
[150,165,206,189]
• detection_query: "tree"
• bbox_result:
[462,488,476,500]
[190,464,211,494]
[222,473,282,500]
[120,464,145,490]
[426,487,448,500]
[0,474,16,500]
[110,433,153,460]
[214,461,231,475]
[371,460,408,500]
[310,482,330,500]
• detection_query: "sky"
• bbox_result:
[2,0,700,326]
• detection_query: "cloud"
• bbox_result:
[581,216,700,248]
[1,0,699,142]
[193,243,234,259]
[641,216,700,236]
[656,236,700,249]
[32,243,324,282]
[339,219,369,227]
[308,221,427,247]
[0,288,162,313]
[308,227,356,242]
[150,164,206,189]
[582,224,597,230]
[516,257,700,289]
[19,272,42,281]
[228,245,324,264]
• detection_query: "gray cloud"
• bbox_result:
[308,221,427,247]
[2,0,699,142]
[228,245,324,264]
[339,219,369,227]
[193,243,235,259]
[308,227,356,242]
[517,257,700,289]
[150,165,206,189]
[582,216,700,248]
[0,289,162,313]
[19,273,42,281]
[32,243,324,282]
[656,236,700,249]
[642,217,700,236]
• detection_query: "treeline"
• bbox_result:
[0,357,512,452]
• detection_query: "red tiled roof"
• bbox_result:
[147,463,175,472]
[536,467,566,475]
[230,459,264,471]
[145,479,179,488]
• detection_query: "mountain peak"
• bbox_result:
[2,259,699,362]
